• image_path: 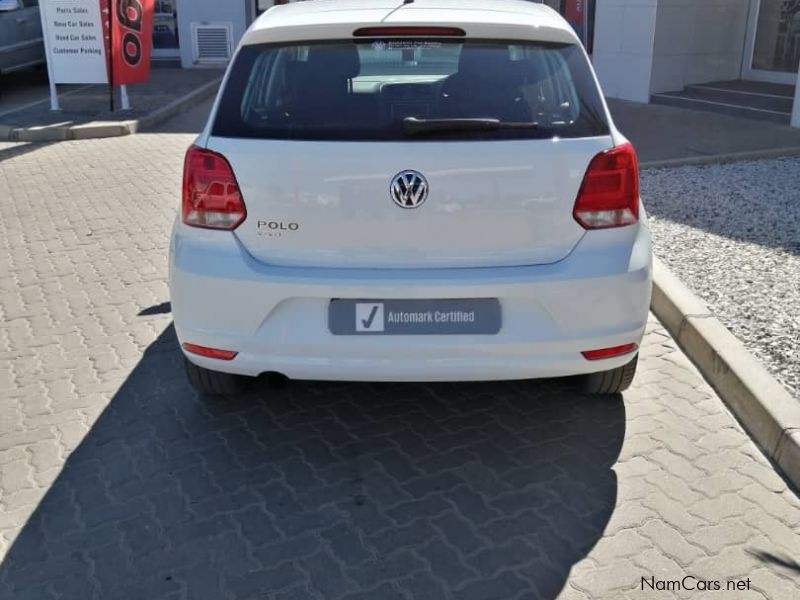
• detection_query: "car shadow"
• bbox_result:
[138,301,172,316]
[0,141,56,164]
[748,549,800,576]
[0,324,625,600]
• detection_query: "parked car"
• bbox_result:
[170,0,652,396]
[0,0,44,79]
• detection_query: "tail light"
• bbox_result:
[182,343,238,361]
[182,146,247,230]
[582,343,638,361]
[573,143,639,229]
[354,27,466,37]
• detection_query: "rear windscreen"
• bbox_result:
[213,39,610,141]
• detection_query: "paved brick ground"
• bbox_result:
[0,122,799,600]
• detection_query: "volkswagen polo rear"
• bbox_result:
[169,0,652,395]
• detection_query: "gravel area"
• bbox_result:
[642,157,800,400]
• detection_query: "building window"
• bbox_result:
[752,0,800,73]
[153,0,179,52]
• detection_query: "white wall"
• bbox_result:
[593,0,751,101]
[176,0,248,69]
[650,0,750,94]
[592,0,659,102]
[792,64,800,128]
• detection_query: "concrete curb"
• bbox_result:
[640,146,800,169]
[1,77,221,142]
[650,256,800,491]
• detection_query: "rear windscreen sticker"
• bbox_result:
[371,41,444,51]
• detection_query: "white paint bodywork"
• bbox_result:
[169,0,653,382]
[242,0,578,46]
[219,137,609,269]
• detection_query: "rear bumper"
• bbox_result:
[168,221,652,381]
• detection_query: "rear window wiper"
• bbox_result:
[402,117,539,136]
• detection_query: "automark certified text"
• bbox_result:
[387,310,476,324]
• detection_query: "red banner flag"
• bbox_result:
[564,0,586,46]
[100,0,155,85]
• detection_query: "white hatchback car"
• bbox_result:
[169,0,652,396]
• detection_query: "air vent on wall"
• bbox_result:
[191,22,234,64]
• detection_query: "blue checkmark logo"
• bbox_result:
[362,305,379,329]
[356,303,385,332]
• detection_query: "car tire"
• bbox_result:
[183,357,247,396]
[583,354,638,395]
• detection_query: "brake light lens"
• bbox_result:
[182,146,247,230]
[582,343,638,361]
[182,343,238,361]
[354,27,466,37]
[573,143,639,229]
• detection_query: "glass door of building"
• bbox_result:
[742,0,800,83]
[152,0,179,59]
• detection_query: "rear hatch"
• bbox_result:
[208,33,613,269]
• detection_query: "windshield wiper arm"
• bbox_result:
[402,117,538,135]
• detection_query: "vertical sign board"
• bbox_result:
[38,1,154,96]
[39,0,108,83]
[103,0,155,85]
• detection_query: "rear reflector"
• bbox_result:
[182,146,247,230]
[581,343,638,361]
[354,26,466,37]
[182,343,238,361]
[573,143,639,230]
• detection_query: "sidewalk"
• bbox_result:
[608,98,800,165]
[0,68,221,141]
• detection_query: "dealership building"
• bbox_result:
[592,0,800,126]
[154,1,579,68]
[149,1,263,69]
[154,0,800,127]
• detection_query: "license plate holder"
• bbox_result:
[329,299,501,335]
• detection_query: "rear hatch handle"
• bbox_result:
[402,117,539,136]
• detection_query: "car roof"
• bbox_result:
[242,0,579,46]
